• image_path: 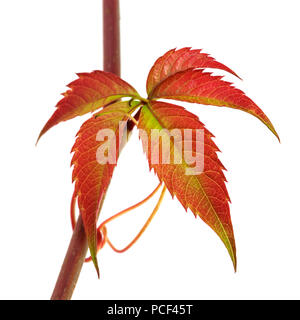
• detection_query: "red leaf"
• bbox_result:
[138,100,236,270]
[149,69,279,140]
[37,71,139,142]
[71,101,135,274]
[146,47,240,96]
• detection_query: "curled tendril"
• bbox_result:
[71,182,166,262]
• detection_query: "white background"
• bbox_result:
[0,0,299,300]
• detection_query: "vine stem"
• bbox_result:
[103,0,120,75]
[51,0,121,300]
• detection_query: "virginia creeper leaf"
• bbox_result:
[37,71,139,142]
[39,47,279,276]
[146,47,240,96]
[149,69,279,140]
[71,101,135,274]
[138,100,236,269]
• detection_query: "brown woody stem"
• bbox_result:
[103,0,120,75]
[50,214,88,300]
[50,0,120,300]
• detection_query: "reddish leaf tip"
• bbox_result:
[35,129,45,145]
[234,263,237,273]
